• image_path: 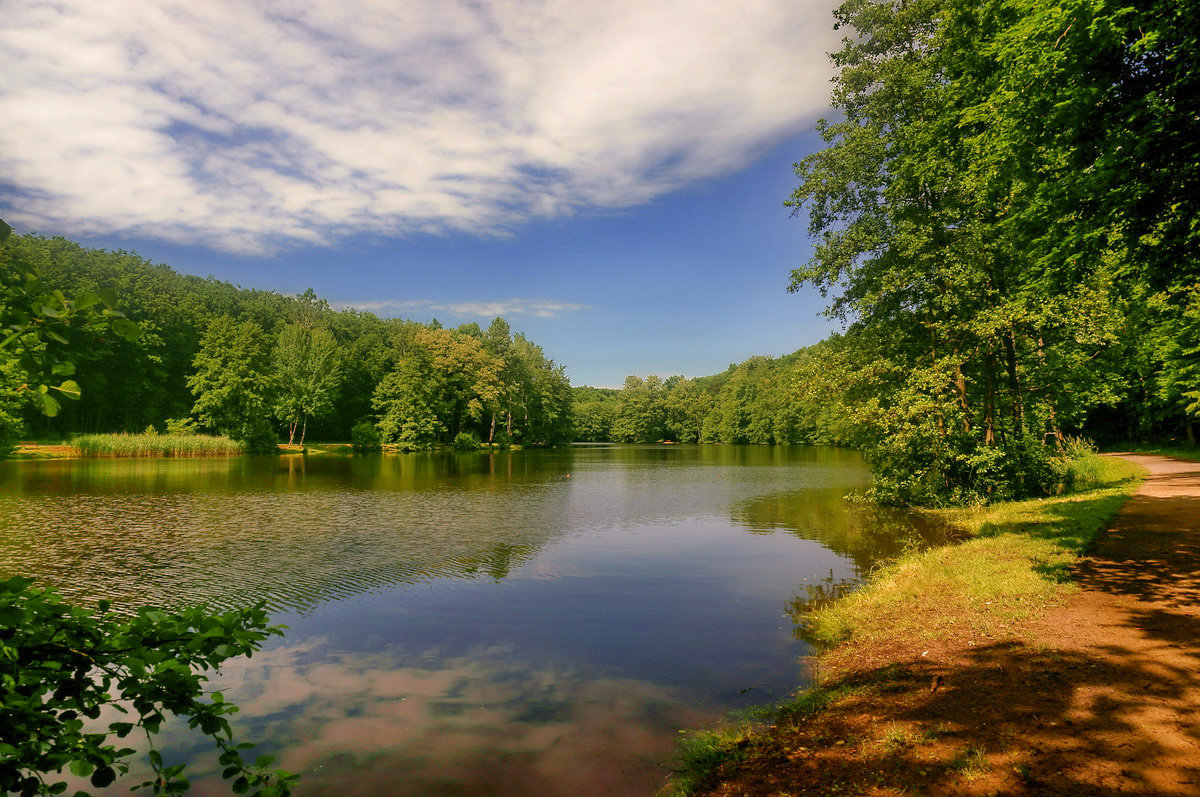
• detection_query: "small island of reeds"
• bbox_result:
[71,433,246,458]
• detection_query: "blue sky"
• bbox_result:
[2,0,843,387]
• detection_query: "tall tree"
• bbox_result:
[272,322,342,445]
[188,316,276,449]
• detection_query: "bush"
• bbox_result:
[351,420,382,452]
[164,417,199,436]
[452,431,482,451]
[237,421,279,454]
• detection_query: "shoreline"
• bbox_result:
[667,453,1164,795]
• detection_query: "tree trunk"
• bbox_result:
[489,413,496,444]
[984,351,998,446]
[288,418,297,446]
[953,360,971,434]
[299,414,308,447]
[1188,421,1197,448]
[1002,328,1024,438]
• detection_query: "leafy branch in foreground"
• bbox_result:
[1,218,142,418]
[0,577,296,796]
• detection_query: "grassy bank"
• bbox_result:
[71,432,247,457]
[664,453,1146,795]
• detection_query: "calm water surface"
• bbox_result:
[0,445,942,795]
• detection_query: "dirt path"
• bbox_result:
[705,454,1200,795]
[1013,453,1200,794]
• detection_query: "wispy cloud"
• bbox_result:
[1,0,838,253]
[345,298,589,320]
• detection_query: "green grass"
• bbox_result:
[71,433,247,457]
[808,454,1146,649]
[661,683,862,796]
[1105,442,1200,462]
[660,724,754,797]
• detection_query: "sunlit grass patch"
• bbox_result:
[809,455,1146,649]
[71,432,246,457]
[950,746,991,780]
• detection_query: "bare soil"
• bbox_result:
[703,454,1200,796]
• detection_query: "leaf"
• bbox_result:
[68,760,95,778]
[52,361,76,376]
[39,391,61,417]
[0,217,10,243]
[45,328,70,345]
[96,288,120,309]
[74,292,102,311]
[111,317,142,341]
[52,380,82,400]
[90,767,117,788]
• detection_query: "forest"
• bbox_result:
[0,234,573,456]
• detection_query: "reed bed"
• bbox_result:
[71,433,247,457]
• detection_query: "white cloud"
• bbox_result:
[0,0,839,254]
[346,298,589,320]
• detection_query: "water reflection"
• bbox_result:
[0,445,934,795]
[176,641,708,796]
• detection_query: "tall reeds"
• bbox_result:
[71,433,247,457]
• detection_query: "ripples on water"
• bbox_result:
[0,446,946,795]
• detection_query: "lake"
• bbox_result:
[0,445,941,795]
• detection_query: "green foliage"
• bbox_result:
[570,386,620,442]
[187,317,276,450]
[1,221,141,452]
[774,0,1197,503]
[1,232,573,451]
[272,323,341,446]
[572,346,842,446]
[164,417,198,436]
[0,577,296,796]
[372,321,571,450]
[452,431,482,451]
[349,420,381,452]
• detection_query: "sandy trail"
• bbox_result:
[1018,454,1200,794]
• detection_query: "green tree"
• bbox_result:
[611,375,667,443]
[272,323,341,446]
[372,326,503,448]
[783,0,1144,503]
[187,317,276,450]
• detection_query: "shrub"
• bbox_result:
[164,417,199,436]
[452,431,482,451]
[351,420,382,452]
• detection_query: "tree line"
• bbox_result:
[571,345,848,446]
[1,234,572,454]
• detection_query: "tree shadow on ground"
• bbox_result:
[719,636,1200,795]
